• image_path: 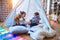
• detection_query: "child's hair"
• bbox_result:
[14,11,26,24]
[14,11,26,20]
[18,11,26,18]
[20,11,26,15]
[34,12,39,16]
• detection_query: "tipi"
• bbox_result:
[4,0,56,39]
[4,0,51,28]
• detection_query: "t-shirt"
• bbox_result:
[19,18,25,24]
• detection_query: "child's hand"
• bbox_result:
[25,22,31,24]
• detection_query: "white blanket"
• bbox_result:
[28,24,56,40]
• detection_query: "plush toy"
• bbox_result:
[51,14,57,23]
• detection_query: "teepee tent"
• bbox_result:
[4,0,51,28]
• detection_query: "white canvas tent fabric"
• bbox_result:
[4,0,50,28]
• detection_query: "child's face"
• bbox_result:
[34,14,37,16]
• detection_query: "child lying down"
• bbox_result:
[9,24,56,40]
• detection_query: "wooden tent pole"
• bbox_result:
[46,0,50,18]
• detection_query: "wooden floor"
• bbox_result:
[0,22,60,40]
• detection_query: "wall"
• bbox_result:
[0,0,2,21]
[0,0,12,22]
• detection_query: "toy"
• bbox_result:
[51,14,57,23]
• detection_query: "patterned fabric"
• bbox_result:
[0,26,9,35]
[0,33,27,40]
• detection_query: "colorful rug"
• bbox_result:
[0,26,27,40]
[0,33,27,40]
[0,26,9,35]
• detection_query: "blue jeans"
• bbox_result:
[30,23,38,27]
[13,24,26,27]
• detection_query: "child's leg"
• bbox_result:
[13,24,26,27]
[13,23,20,26]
